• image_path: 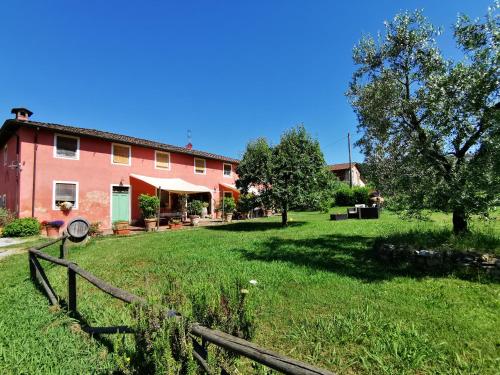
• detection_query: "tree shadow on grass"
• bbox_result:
[235,233,496,282]
[206,221,306,232]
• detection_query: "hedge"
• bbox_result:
[2,218,40,237]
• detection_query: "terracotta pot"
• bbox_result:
[114,221,129,230]
[265,209,273,217]
[144,218,157,232]
[45,225,60,238]
[113,228,130,235]
[169,223,183,230]
[225,213,233,222]
[215,211,222,219]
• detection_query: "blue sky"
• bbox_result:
[0,1,492,163]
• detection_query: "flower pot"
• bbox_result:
[189,215,200,226]
[225,213,233,222]
[169,223,183,230]
[45,225,60,238]
[144,218,157,232]
[215,211,222,219]
[201,207,208,218]
[265,209,273,217]
[113,228,130,235]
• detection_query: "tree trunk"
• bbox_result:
[452,209,468,234]
[281,202,288,227]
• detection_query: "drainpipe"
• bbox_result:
[31,127,39,217]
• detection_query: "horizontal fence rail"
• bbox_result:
[28,239,335,375]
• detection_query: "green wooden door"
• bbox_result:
[112,187,130,222]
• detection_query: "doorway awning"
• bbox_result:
[130,174,212,194]
[220,183,239,193]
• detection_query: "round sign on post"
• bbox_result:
[66,217,90,242]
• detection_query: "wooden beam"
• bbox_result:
[190,324,335,375]
[68,267,77,314]
[30,255,58,305]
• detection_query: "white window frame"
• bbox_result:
[223,163,232,178]
[53,133,80,160]
[111,143,131,166]
[194,157,206,175]
[155,151,171,170]
[52,180,79,210]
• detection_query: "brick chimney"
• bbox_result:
[185,142,193,150]
[11,107,33,121]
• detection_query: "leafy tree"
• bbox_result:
[347,4,499,233]
[237,125,330,226]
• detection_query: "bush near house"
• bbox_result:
[0,208,14,227]
[2,218,40,237]
[138,194,160,219]
[334,184,371,206]
[187,200,204,216]
[219,196,236,213]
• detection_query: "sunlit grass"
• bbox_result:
[0,210,498,374]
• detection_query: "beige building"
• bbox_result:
[329,163,365,187]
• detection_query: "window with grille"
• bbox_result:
[54,134,79,159]
[112,144,131,165]
[194,158,206,174]
[155,151,170,169]
[54,182,78,209]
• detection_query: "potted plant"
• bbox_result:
[139,194,160,231]
[220,196,236,222]
[59,201,73,212]
[168,218,183,230]
[112,220,130,235]
[41,220,64,238]
[187,200,204,226]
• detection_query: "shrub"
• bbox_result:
[138,194,160,219]
[2,218,40,237]
[219,197,236,213]
[88,221,102,237]
[0,208,14,227]
[237,193,257,213]
[187,200,204,216]
[334,184,372,206]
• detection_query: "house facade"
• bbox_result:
[329,163,365,187]
[0,108,240,230]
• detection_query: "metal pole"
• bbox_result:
[157,186,161,231]
[348,132,353,188]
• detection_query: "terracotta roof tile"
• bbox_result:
[328,162,357,171]
[1,119,239,164]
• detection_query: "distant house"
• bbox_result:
[0,108,240,230]
[329,163,365,187]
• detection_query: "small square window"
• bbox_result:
[54,134,79,159]
[112,144,131,165]
[155,151,170,169]
[223,163,232,177]
[54,182,78,209]
[194,158,206,174]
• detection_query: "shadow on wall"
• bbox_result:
[234,233,498,283]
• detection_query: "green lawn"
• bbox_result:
[0,210,499,374]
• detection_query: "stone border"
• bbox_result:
[374,243,499,278]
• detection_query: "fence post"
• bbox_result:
[29,252,35,281]
[59,237,68,259]
[68,266,77,314]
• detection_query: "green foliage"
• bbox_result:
[0,208,14,227]
[334,184,371,206]
[187,200,203,216]
[236,193,257,213]
[119,304,196,375]
[219,196,236,213]
[347,4,500,233]
[2,218,40,237]
[138,194,160,219]
[237,125,331,225]
[88,222,103,237]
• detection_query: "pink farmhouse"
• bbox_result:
[0,108,240,230]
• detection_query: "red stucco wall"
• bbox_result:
[0,133,20,213]
[15,127,238,229]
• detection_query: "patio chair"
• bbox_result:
[347,207,359,219]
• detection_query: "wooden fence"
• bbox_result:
[28,237,335,375]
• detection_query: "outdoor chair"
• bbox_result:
[347,207,359,219]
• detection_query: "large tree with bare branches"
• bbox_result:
[348,4,499,233]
